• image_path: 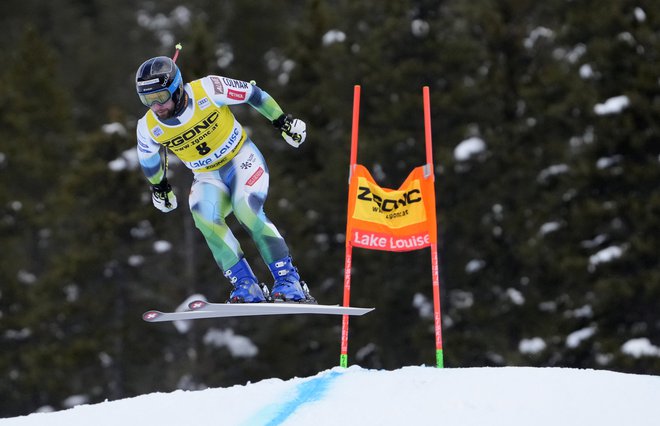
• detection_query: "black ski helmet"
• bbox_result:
[135,56,185,111]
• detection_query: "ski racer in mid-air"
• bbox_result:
[134,54,314,304]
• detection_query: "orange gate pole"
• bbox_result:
[340,85,361,367]
[423,86,444,368]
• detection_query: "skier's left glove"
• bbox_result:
[273,114,306,148]
[151,179,178,213]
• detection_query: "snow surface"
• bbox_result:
[2,366,659,426]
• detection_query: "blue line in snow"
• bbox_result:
[243,370,342,426]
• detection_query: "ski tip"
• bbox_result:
[142,310,163,322]
[188,300,209,311]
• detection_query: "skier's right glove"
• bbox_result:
[151,179,178,213]
[273,113,307,148]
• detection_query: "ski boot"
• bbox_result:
[225,257,267,303]
[268,256,316,303]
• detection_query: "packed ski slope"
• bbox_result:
[2,365,659,426]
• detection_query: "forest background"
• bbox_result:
[1,0,659,417]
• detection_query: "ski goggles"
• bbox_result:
[137,70,182,107]
[139,89,172,107]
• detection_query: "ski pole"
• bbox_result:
[172,43,183,63]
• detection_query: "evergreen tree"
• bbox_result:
[0,27,76,416]
[555,0,660,372]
